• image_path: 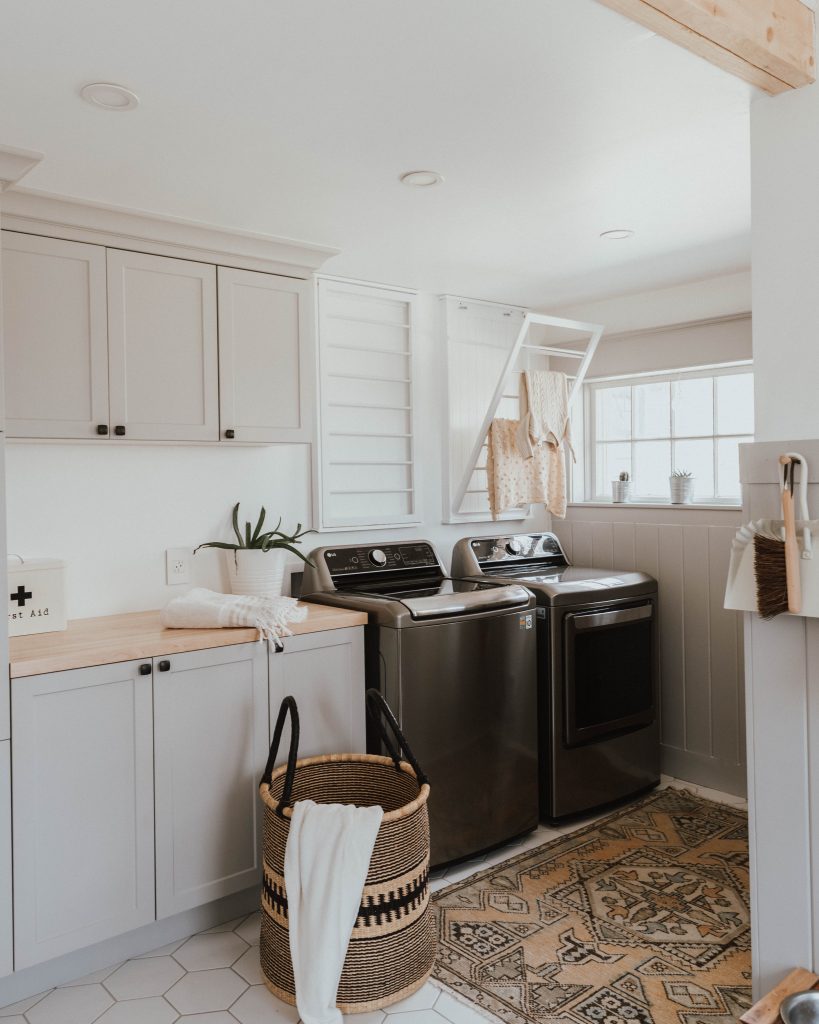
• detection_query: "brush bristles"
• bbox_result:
[754,533,788,619]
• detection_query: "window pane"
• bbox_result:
[595,386,631,441]
[717,435,751,499]
[672,377,713,437]
[633,440,671,497]
[596,442,631,497]
[717,373,754,435]
[673,438,715,500]
[633,381,670,439]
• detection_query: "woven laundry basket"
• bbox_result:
[258,689,436,1013]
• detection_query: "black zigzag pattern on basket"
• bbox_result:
[357,867,429,926]
[262,865,429,925]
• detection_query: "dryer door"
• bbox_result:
[563,601,656,747]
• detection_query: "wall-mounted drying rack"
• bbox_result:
[449,311,605,518]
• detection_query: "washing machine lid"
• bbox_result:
[481,565,656,605]
[352,578,533,619]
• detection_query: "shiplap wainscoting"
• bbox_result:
[553,505,746,796]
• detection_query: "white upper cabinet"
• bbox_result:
[107,249,219,441]
[12,660,155,968]
[218,267,311,443]
[2,232,109,439]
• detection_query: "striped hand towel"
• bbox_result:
[160,587,307,644]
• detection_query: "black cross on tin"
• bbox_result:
[10,586,32,607]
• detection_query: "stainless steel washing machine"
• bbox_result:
[452,532,660,822]
[302,539,538,867]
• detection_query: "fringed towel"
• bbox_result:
[160,587,307,644]
[487,417,567,519]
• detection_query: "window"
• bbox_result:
[585,365,754,504]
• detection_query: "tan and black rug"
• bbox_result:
[432,788,751,1024]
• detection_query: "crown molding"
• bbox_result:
[1,188,340,278]
[0,146,44,192]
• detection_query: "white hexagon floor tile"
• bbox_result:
[173,930,249,971]
[26,984,114,1024]
[232,945,265,986]
[233,912,261,946]
[94,996,178,1024]
[103,955,185,1000]
[0,991,51,1017]
[165,968,247,1014]
[383,981,440,1013]
[434,989,494,1024]
[230,984,299,1024]
[176,1013,237,1024]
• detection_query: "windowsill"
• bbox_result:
[569,501,742,511]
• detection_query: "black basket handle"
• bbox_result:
[260,695,300,816]
[366,688,429,786]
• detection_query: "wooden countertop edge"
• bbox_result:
[9,603,368,679]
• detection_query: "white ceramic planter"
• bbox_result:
[611,481,631,503]
[669,476,695,504]
[225,548,287,597]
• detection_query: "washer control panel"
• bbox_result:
[324,542,439,577]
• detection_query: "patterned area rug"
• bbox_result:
[432,788,750,1024]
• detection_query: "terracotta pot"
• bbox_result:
[225,548,287,597]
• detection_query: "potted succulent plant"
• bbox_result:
[612,471,631,503]
[669,469,695,504]
[196,503,315,597]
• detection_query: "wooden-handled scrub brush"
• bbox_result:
[754,455,802,618]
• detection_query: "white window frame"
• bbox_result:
[581,360,754,506]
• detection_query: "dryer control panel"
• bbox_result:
[469,532,567,566]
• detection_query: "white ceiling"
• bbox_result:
[0,0,752,308]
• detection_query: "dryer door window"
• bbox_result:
[563,602,656,747]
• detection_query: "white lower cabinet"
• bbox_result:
[11,661,155,969]
[0,742,12,979]
[269,626,366,760]
[153,644,269,918]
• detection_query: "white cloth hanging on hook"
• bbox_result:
[515,371,575,461]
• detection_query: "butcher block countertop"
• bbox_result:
[9,603,367,678]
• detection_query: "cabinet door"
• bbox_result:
[1,231,109,438]
[107,249,218,441]
[12,660,155,968]
[154,644,269,918]
[218,267,311,443]
[0,742,11,979]
[269,626,365,761]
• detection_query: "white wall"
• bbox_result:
[547,270,751,336]
[743,74,819,997]
[4,292,549,619]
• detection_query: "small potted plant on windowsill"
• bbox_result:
[612,471,631,503]
[196,503,315,597]
[669,469,695,504]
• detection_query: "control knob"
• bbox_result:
[369,548,388,567]
[506,538,524,556]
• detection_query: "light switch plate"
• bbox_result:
[166,547,192,585]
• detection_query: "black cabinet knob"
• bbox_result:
[225,429,235,439]
[139,663,151,675]
[96,424,109,436]
[158,660,171,672]
[273,640,284,653]
[114,425,126,436]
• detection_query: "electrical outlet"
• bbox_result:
[166,547,192,586]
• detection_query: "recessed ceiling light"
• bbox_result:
[600,228,635,240]
[80,82,139,111]
[400,170,444,187]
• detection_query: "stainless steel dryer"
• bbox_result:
[302,540,538,867]
[452,532,660,822]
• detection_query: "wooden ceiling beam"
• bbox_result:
[596,0,815,95]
